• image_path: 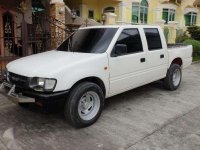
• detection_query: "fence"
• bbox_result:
[0,11,72,81]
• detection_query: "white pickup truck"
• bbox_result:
[0,25,192,128]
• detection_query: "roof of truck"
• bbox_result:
[80,24,161,30]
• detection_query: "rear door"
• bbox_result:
[143,28,168,82]
[109,28,147,96]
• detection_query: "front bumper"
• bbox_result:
[0,81,69,104]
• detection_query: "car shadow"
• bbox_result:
[1,80,166,131]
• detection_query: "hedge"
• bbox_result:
[183,39,200,56]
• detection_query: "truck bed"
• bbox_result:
[167,44,192,69]
[167,43,187,49]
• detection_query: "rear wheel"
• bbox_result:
[163,64,182,91]
[64,82,104,128]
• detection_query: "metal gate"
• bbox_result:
[0,10,70,81]
[0,11,21,79]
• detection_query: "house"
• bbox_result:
[65,0,200,43]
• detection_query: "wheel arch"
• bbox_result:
[70,77,106,96]
[171,57,183,67]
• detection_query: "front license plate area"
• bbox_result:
[0,82,35,103]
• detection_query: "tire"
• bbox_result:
[163,64,182,91]
[64,82,104,128]
[18,103,30,108]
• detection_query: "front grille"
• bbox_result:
[8,72,29,88]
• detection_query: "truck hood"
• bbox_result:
[7,50,103,77]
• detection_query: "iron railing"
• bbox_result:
[0,11,74,81]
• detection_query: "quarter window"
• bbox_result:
[144,28,162,50]
[185,12,197,26]
[162,9,176,24]
[114,29,143,55]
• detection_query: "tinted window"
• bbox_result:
[144,28,162,50]
[57,28,117,53]
[114,28,143,55]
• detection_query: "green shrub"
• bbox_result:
[176,30,191,43]
[183,39,200,56]
[187,26,200,41]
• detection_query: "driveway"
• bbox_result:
[0,63,200,150]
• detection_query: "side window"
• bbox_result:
[114,28,143,55]
[144,28,162,50]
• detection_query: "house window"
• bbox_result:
[162,9,176,24]
[88,10,94,19]
[103,7,115,13]
[76,10,80,17]
[132,0,148,24]
[185,12,197,26]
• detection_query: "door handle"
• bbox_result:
[140,58,145,63]
[160,54,164,59]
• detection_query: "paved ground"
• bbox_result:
[0,63,200,150]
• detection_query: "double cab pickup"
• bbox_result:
[0,25,192,128]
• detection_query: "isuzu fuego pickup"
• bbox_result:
[0,25,192,128]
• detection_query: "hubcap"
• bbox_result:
[172,69,181,87]
[78,91,100,121]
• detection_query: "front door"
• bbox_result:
[109,28,147,96]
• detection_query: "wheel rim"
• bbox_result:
[172,68,181,87]
[78,91,100,121]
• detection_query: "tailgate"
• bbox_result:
[168,45,192,69]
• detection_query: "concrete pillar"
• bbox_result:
[118,1,126,23]
[50,0,66,48]
[80,4,87,19]
[168,21,178,44]
[155,7,163,23]
[104,13,117,25]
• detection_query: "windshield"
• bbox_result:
[57,28,117,53]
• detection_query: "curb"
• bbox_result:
[192,61,200,64]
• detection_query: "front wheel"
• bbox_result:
[163,64,182,91]
[64,82,104,128]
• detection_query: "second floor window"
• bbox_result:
[132,0,148,24]
[162,9,176,24]
[185,12,197,26]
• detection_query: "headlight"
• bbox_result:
[29,77,57,92]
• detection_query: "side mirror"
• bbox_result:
[113,44,127,57]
